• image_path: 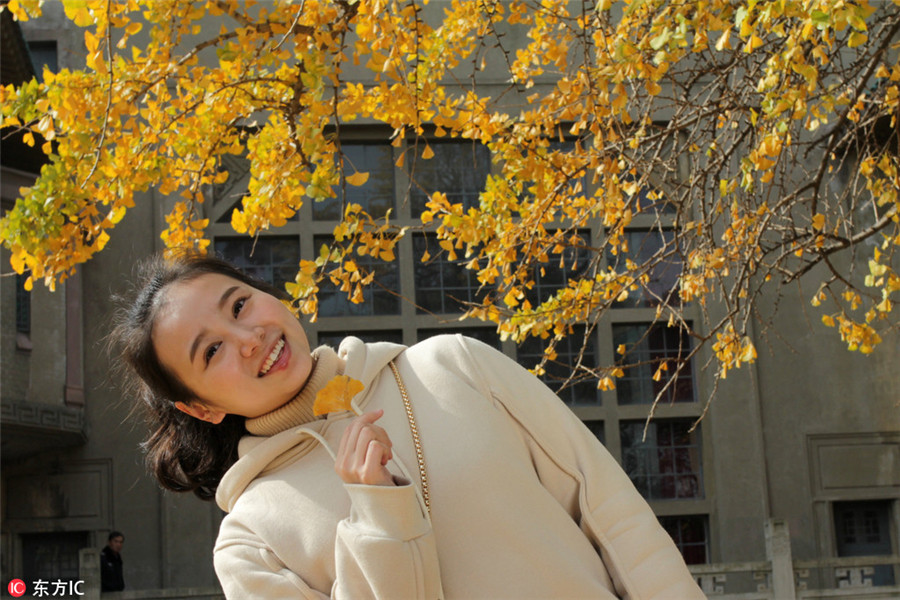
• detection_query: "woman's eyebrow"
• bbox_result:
[189,285,240,364]
[217,285,240,311]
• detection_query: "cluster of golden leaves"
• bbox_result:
[2,0,899,399]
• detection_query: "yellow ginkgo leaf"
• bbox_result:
[313,375,365,416]
[812,213,825,231]
[346,171,369,186]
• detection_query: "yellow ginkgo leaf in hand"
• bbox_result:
[313,375,365,416]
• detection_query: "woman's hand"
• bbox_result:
[335,409,396,486]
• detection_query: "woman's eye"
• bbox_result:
[233,297,247,318]
[204,342,221,364]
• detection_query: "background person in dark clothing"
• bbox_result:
[100,531,125,592]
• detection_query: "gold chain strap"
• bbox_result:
[388,360,430,515]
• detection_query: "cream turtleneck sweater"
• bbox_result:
[244,346,343,437]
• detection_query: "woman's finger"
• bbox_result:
[362,441,394,485]
[355,425,393,463]
[338,409,385,457]
[335,410,395,486]
[347,411,393,453]
[335,439,393,485]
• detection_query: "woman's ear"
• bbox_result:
[174,401,227,424]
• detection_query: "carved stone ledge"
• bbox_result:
[0,399,86,461]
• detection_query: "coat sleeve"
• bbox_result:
[457,336,706,600]
[214,481,442,599]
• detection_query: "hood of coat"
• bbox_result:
[215,337,405,512]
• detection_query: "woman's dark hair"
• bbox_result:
[109,252,289,500]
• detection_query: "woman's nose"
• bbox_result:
[239,326,266,357]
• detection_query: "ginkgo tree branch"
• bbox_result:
[2,0,899,398]
[780,208,898,285]
[81,0,115,189]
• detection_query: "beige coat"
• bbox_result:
[213,335,706,599]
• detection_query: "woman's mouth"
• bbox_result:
[258,337,286,377]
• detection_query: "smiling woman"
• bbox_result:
[151,272,312,423]
[109,254,293,499]
[109,252,705,600]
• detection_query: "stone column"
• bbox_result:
[79,547,101,600]
[765,518,796,600]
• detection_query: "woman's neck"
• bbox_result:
[244,345,344,436]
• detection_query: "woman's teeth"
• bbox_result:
[259,338,284,376]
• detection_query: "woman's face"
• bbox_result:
[152,273,313,423]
